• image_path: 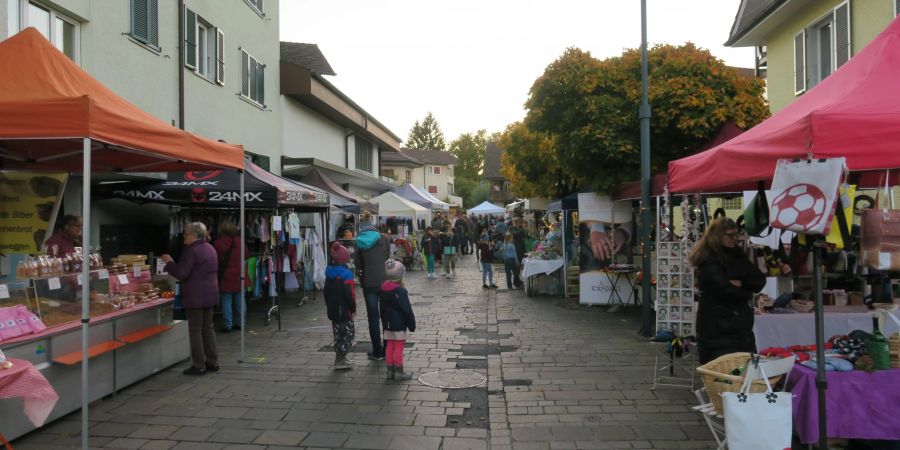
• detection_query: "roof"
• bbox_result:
[0,27,243,172]
[725,0,785,46]
[381,150,423,168]
[481,142,506,181]
[730,66,758,79]
[280,42,336,76]
[398,148,459,166]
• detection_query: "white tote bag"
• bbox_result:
[769,157,846,235]
[722,358,793,450]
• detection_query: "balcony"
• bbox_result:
[489,190,514,204]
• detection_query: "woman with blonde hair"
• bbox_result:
[690,218,765,364]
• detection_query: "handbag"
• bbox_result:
[769,157,846,235]
[860,172,900,270]
[722,357,793,450]
[443,246,456,255]
[743,182,771,237]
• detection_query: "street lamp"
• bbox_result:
[639,0,654,337]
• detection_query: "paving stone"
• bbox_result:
[169,443,225,450]
[207,428,260,444]
[167,427,216,442]
[140,441,177,450]
[129,425,179,440]
[441,437,488,450]
[91,422,145,437]
[342,433,393,449]
[299,431,350,447]
[105,437,149,449]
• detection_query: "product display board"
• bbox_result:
[655,241,695,337]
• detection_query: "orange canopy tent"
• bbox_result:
[0,27,243,171]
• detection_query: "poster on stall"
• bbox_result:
[577,193,634,305]
[0,172,68,279]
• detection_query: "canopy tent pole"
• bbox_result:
[80,138,91,450]
[239,169,246,362]
[813,241,828,449]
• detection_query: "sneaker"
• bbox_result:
[483,284,489,289]
[334,358,353,371]
[489,284,498,289]
[205,364,219,372]
[367,352,385,361]
[182,366,205,376]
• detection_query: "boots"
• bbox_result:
[334,353,352,371]
[394,365,413,381]
[386,365,395,380]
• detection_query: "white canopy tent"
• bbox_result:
[467,200,505,215]
[372,191,430,230]
[394,183,451,211]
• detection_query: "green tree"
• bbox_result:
[448,130,490,181]
[497,122,574,199]
[406,112,447,150]
[522,44,769,194]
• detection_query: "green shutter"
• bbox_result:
[834,1,850,68]
[131,0,149,43]
[148,0,158,46]
[255,60,265,105]
[184,9,196,68]
[240,50,249,97]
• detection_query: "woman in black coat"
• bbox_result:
[690,218,766,364]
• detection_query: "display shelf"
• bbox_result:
[52,340,125,365]
[119,324,171,344]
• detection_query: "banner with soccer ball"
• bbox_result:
[768,157,847,235]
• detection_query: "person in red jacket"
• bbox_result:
[213,222,250,333]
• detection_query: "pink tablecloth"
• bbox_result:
[786,365,900,444]
[0,358,59,426]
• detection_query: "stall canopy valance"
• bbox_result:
[299,167,375,213]
[467,201,505,215]
[668,17,900,193]
[0,28,244,172]
[103,160,330,209]
[394,183,450,211]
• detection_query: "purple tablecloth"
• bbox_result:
[786,365,900,444]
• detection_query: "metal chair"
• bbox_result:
[692,355,796,449]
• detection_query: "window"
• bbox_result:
[184,9,223,84]
[405,170,412,183]
[130,0,159,49]
[448,183,454,195]
[428,186,438,194]
[355,138,373,173]
[896,0,899,16]
[245,151,269,172]
[721,197,743,210]
[432,166,441,175]
[382,169,395,179]
[244,0,263,15]
[10,2,79,61]
[795,1,850,94]
[240,49,265,106]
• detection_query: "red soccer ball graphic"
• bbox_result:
[769,183,828,231]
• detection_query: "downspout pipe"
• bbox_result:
[178,0,185,129]
[344,132,354,168]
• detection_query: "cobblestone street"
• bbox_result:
[15,255,714,450]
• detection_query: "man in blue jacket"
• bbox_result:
[354,220,390,360]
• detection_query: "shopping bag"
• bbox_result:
[0,306,25,340]
[722,358,792,450]
[443,246,456,255]
[743,183,771,237]
[861,208,900,270]
[769,158,846,235]
[15,305,45,333]
[826,184,855,249]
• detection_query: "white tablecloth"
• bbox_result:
[522,258,565,280]
[753,309,900,350]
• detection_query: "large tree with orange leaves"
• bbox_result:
[504,44,768,196]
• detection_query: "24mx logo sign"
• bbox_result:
[113,190,165,200]
[208,191,263,202]
[184,170,223,181]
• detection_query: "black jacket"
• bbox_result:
[355,226,389,289]
[421,234,441,256]
[323,265,356,322]
[695,247,766,363]
[379,281,416,332]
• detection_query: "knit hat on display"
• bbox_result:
[330,241,350,265]
[385,259,406,281]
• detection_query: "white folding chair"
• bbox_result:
[692,355,796,449]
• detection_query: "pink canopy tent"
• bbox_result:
[668,17,900,193]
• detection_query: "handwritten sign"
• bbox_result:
[98,269,109,280]
[48,277,61,290]
[133,264,142,278]
[117,274,129,285]
[0,284,9,299]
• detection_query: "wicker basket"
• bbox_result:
[696,352,785,415]
[890,333,899,369]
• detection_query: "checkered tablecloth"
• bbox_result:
[0,358,58,426]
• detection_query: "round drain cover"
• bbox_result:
[418,369,486,389]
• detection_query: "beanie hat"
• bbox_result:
[385,259,406,281]
[330,241,350,265]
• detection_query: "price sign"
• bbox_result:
[0,284,9,299]
[117,274,129,285]
[98,269,110,280]
[273,216,283,231]
[48,277,61,290]
[156,259,168,276]
[77,274,85,286]
[133,264,142,278]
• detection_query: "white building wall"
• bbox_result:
[281,96,348,166]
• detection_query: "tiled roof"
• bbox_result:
[726,0,784,46]
[280,42,337,76]
[481,142,505,181]
[399,148,459,166]
[381,151,422,167]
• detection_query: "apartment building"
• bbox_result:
[381,148,462,206]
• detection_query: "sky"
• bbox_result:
[279,0,753,144]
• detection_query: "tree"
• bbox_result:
[521,44,769,194]
[497,122,575,199]
[448,130,489,181]
[453,177,489,209]
[406,112,447,150]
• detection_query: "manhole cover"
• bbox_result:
[418,370,486,389]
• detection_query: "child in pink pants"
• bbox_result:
[378,259,416,380]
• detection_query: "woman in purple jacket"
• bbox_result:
[161,222,219,375]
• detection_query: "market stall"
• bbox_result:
[669,17,900,446]
[0,28,245,446]
[394,183,451,212]
[371,192,430,233]
[467,200,505,216]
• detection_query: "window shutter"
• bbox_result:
[148,0,158,46]
[896,0,899,16]
[240,50,249,97]
[255,60,265,105]
[215,29,225,85]
[184,9,196,69]
[834,1,851,68]
[131,0,149,43]
[794,30,806,94]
